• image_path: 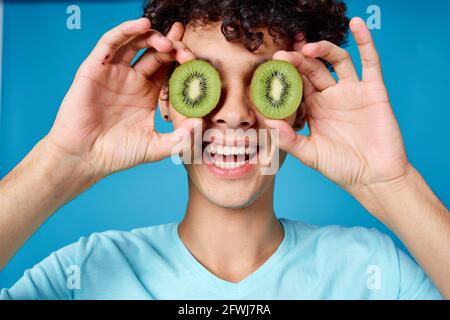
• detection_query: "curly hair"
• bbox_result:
[143,0,349,52]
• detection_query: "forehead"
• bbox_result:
[182,22,290,74]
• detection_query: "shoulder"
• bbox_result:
[87,222,176,244]
[0,223,176,300]
[281,219,442,299]
[37,222,178,276]
[281,219,400,298]
[281,218,399,271]
[72,223,176,251]
[282,218,395,255]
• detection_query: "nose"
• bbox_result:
[209,85,256,130]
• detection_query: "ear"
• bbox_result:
[158,85,171,122]
[293,33,307,52]
[292,102,307,132]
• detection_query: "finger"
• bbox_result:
[165,22,185,41]
[115,30,174,64]
[151,118,202,161]
[264,119,316,168]
[350,17,383,82]
[273,50,336,91]
[132,22,191,77]
[88,18,151,64]
[133,40,196,78]
[302,41,359,81]
[117,22,185,64]
[293,38,324,94]
[301,74,316,98]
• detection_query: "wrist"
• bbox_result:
[35,137,100,197]
[0,137,101,229]
[347,163,418,226]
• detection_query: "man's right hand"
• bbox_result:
[46,18,197,179]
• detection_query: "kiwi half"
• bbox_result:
[169,60,221,118]
[250,60,303,119]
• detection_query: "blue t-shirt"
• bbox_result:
[0,219,442,299]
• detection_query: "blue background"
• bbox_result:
[1,0,449,287]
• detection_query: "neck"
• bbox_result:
[178,179,284,283]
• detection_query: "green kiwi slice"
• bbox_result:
[168,60,221,118]
[250,60,303,119]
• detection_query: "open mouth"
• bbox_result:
[204,142,259,168]
[202,142,260,171]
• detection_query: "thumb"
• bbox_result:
[264,119,316,168]
[152,118,202,162]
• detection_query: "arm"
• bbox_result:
[0,140,96,269]
[350,165,450,298]
[0,18,196,270]
[266,17,450,298]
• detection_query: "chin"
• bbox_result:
[188,165,274,209]
[204,188,259,209]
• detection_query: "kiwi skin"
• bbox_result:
[168,60,222,118]
[250,60,303,120]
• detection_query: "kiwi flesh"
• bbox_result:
[250,60,303,119]
[169,60,221,118]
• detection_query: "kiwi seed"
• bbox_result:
[168,60,221,118]
[250,60,303,120]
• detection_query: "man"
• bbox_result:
[0,0,448,299]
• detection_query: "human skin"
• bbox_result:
[0,17,449,297]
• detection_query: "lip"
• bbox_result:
[202,143,261,179]
[205,160,255,179]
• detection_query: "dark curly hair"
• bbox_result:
[143,0,349,52]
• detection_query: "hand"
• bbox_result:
[266,17,409,191]
[46,18,197,179]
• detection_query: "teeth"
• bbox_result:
[206,142,259,170]
[215,161,224,169]
[209,144,251,156]
[245,146,257,155]
[207,143,257,158]
[212,160,246,169]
